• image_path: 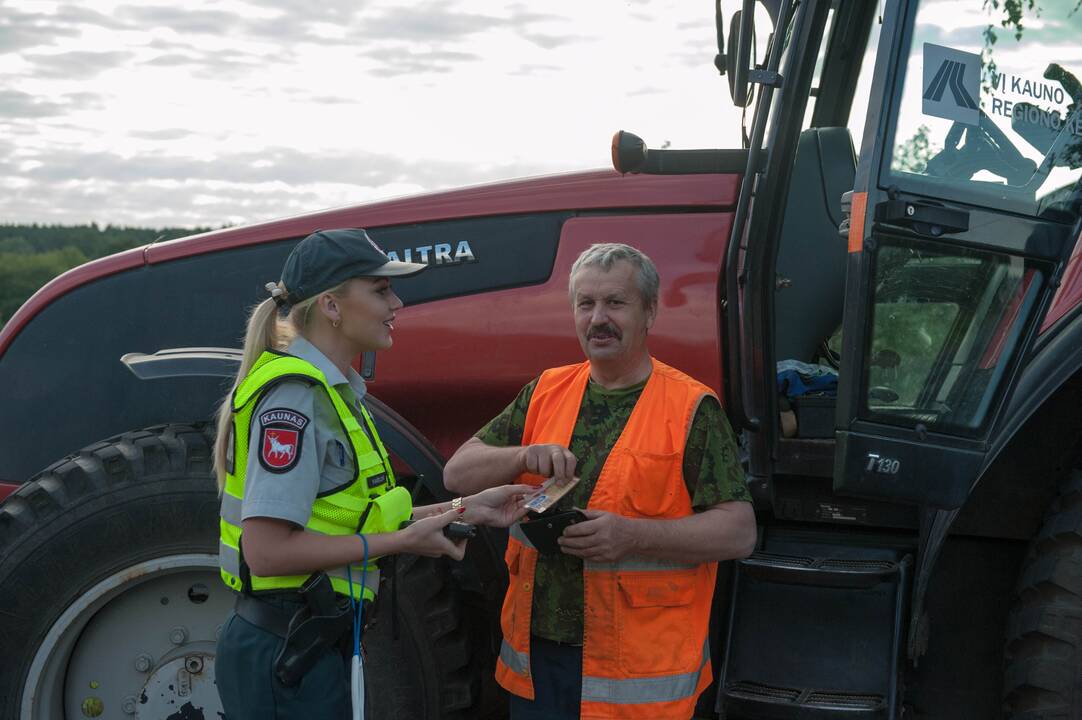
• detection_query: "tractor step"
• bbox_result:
[718,550,911,720]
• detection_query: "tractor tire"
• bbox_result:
[1004,469,1082,719]
[0,423,478,719]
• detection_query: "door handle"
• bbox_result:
[875,200,969,236]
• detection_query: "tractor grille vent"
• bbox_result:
[818,558,894,572]
[727,681,801,702]
[749,552,815,568]
[806,691,884,708]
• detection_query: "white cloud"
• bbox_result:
[0,0,746,227]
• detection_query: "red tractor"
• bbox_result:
[2,0,1082,717]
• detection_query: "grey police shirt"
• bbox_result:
[240,337,372,527]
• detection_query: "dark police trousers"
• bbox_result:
[216,595,361,720]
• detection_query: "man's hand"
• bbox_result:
[557,508,639,562]
[522,444,578,486]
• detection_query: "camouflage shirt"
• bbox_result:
[475,374,750,644]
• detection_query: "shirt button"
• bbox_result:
[523,582,531,591]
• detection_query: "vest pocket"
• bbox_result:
[614,450,684,517]
[360,485,412,534]
[616,571,697,674]
[355,449,389,489]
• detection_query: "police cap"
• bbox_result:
[280,228,426,307]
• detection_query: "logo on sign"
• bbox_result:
[258,408,309,473]
[922,43,980,126]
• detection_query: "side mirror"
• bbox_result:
[727,2,756,107]
[611,130,647,174]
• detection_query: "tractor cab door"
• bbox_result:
[834,0,1082,508]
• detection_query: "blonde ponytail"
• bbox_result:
[212,279,351,489]
[213,292,294,489]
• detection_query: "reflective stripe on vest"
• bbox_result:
[496,638,710,706]
[499,638,530,677]
[495,358,719,720]
[581,640,710,705]
[218,350,411,602]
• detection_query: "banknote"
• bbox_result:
[523,476,581,513]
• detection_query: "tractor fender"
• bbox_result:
[906,308,1082,660]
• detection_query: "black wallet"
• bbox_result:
[518,509,587,555]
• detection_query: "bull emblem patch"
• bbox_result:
[257,408,309,473]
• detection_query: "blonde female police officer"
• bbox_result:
[214,228,528,719]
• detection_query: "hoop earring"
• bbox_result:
[332,319,341,328]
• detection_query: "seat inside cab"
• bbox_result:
[773,127,856,442]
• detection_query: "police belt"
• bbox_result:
[233,592,302,638]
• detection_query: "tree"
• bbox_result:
[893,125,935,174]
[0,224,213,328]
[0,247,88,325]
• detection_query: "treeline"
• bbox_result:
[0,224,211,326]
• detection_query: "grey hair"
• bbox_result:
[568,243,659,308]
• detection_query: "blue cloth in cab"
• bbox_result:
[776,359,838,399]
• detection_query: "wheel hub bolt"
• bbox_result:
[169,626,188,645]
[134,654,153,672]
[185,655,204,674]
[121,695,137,715]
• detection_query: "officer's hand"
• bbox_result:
[401,509,467,560]
[463,484,532,528]
[522,444,577,486]
[557,509,638,562]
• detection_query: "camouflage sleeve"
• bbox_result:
[684,395,751,511]
[474,379,538,448]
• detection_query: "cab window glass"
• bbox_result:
[886,0,1082,221]
[847,8,884,150]
[802,7,836,129]
[863,237,1043,434]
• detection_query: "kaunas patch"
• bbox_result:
[258,408,309,473]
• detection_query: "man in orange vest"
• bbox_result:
[444,243,757,720]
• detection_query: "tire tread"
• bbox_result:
[1005,469,1082,719]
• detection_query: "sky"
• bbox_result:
[0,0,749,229]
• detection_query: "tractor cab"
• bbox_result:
[715,0,1082,508]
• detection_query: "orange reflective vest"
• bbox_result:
[495,358,718,720]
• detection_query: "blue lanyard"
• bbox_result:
[345,533,369,658]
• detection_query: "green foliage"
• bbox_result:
[893,125,935,174]
[982,0,1040,42]
[0,247,89,324]
[980,1,1082,90]
[0,223,210,327]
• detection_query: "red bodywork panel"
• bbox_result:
[0,170,737,358]
[1043,227,1082,332]
[0,170,738,466]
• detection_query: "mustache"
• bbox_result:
[587,323,621,340]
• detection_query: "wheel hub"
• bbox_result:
[22,554,231,719]
[136,651,218,719]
